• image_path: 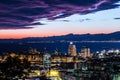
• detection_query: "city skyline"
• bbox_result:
[0,0,120,39]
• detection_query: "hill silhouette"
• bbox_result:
[0,31,120,42]
[23,31,120,41]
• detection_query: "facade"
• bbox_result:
[43,53,51,69]
[80,46,92,58]
[68,42,77,56]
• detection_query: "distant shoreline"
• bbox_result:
[1,40,120,44]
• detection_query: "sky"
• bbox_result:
[0,0,120,39]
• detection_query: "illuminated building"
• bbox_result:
[68,42,77,56]
[43,53,51,69]
[0,55,3,63]
[80,46,92,58]
[28,48,40,54]
[46,70,62,80]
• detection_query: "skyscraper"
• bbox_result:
[68,42,77,56]
[80,46,91,58]
[43,53,51,69]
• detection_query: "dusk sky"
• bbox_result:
[0,0,120,39]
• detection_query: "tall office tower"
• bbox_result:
[43,53,51,69]
[68,42,77,56]
[81,46,91,58]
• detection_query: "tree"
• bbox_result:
[0,56,30,80]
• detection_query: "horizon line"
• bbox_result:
[0,31,119,39]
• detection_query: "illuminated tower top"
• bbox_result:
[70,41,73,45]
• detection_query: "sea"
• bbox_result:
[0,41,120,54]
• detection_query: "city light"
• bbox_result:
[49,70,59,77]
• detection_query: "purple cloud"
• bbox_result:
[0,0,120,29]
